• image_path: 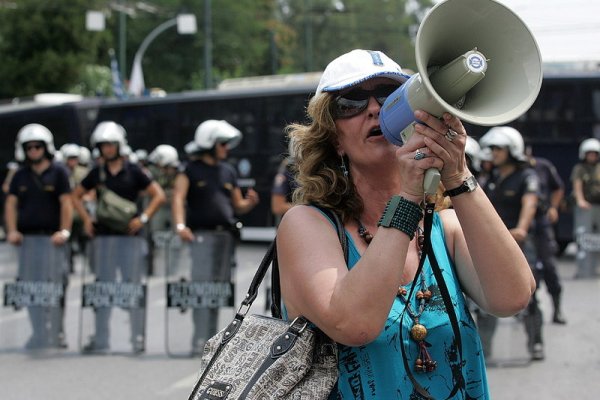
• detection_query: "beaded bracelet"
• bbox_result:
[377,196,423,240]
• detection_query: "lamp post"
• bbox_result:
[128,14,197,97]
[204,0,212,89]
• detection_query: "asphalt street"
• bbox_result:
[0,240,598,400]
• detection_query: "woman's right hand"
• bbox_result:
[396,125,444,203]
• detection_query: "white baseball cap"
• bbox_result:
[316,49,411,94]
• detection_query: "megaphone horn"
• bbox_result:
[380,0,543,194]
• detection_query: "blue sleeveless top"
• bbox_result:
[333,212,489,399]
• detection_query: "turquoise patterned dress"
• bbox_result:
[333,212,489,399]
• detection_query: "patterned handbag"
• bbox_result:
[188,239,339,400]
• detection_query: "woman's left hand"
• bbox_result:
[413,110,470,189]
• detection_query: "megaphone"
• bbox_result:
[380,0,543,194]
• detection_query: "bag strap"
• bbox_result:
[99,166,106,183]
[29,170,45,192]
[241,240,277,308]
[270,206,348,318]
[96,166,108,196]
[399,202,464,399]
[188,241,278,400]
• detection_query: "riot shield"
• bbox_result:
[476,311,531,368]
[79,235,148,355]
[165,230,235,357]
[1,235,68,351]
[575,232,600,278]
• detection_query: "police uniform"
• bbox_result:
[180,159,237,353]
[482,165,544,359]
[570,161,600,277]
[80,162,152,351]
[146,163,176,232]
[531,157,566,323]
[271,158,296,204]
[9,162,71,348]
[10,163,71,235]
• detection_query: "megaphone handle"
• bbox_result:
[423,168,441,195]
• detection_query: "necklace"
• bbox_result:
[357,220,437,373]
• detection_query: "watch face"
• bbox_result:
[466,176,478,191]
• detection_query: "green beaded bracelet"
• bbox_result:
[377,196,423,239]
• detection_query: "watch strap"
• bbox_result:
[443,176,478,197]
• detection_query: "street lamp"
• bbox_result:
[128,14,197,97]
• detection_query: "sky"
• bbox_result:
[434,0,600,65]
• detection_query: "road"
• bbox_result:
[0,240,598,399]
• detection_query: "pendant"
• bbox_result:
[415,341,438,373]
[410,323,428,341]
[411,322,437,373]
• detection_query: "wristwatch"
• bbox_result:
[443,176,478,197]
[139,213,149,224]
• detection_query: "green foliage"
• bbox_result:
[0,0,110,98]
[0,0,433,98]
[70,64,113,97]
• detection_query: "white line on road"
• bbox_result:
[157,372,199,396]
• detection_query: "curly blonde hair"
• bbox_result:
[286,93,363,223]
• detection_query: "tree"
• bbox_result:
[133,0,281,91]
[0,0,431,97]
[0,0,110,98]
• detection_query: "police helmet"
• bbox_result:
[15,123,56,161]
[135,149,148,162]
[465,136,482,172]
[479,126,526,161]
[578,138,600,160]
[185,120,241,154]
[149,144,180,167]
[60,143,81,159]
[78,146,92,166]
[90,121,127,154]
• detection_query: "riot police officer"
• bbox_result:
[172,120,259,355]
[571,138,600,278]
[4,123,72,349]
[528,153,566,324]
[72,121,166,354]
[147,144,180,232]
[479,126,545,361]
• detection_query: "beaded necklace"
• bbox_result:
[356,220,437,373]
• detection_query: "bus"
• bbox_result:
[1,70,599,245]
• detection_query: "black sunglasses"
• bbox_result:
[332,84,400,119]
[25,143,44,151]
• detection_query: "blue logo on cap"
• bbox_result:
[367,50,384,66]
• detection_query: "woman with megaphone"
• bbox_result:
[275,48,536,399]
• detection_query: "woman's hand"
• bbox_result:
[413,110,471,190]
[395,124,444,203]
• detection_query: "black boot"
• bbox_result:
[523,302,545,361]
[552,295,567,325]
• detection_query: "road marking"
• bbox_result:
[157,372,199,396]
